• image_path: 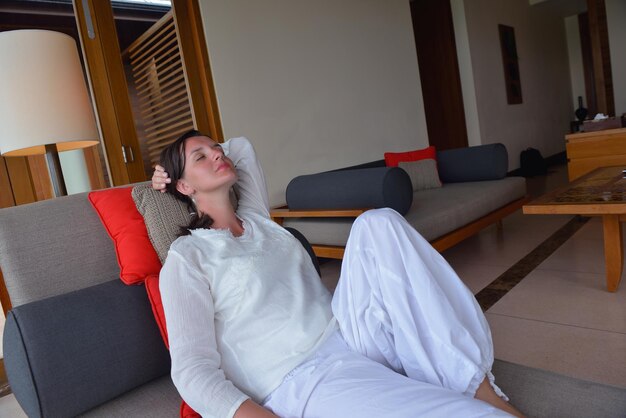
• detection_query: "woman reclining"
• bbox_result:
[152,130,524,418]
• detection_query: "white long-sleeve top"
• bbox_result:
[159,137,337,418]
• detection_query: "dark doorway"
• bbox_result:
[410,0,468,150]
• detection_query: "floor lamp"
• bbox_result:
[0,30,99,197]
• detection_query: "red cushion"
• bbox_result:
[145,274,169,347]
[88,187,162,285]
[145,274,200,418]
[384,145,437,167]
[180,401,201,418]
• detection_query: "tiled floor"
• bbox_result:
[2,164,625,415]
[321,164,626,390]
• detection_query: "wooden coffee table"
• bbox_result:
[523,166,626,292]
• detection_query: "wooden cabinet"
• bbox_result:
[566,128,626,181]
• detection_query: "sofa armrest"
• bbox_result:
[437,143,509,183]
[3,280,171,417]
[285,166,413,215]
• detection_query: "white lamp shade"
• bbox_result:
[0,30,99,157]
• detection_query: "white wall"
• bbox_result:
[198,0,428,204]
[606,0,626,116]
[59,150,91,195]
[461,0,572,169]
[564,15,586,113]
[450,0,482,147]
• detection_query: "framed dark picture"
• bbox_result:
[498,24,522,104]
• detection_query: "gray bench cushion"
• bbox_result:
[79,376,180,418]
[284,177,526,246]
[404,177,526,241]
[3,280,171,417]
[0,191,119,307]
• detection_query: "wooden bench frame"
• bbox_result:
[271,196,529,259]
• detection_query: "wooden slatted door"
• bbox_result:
[126,1,223,174]
[127,11,194,170]
[74,0,222,181]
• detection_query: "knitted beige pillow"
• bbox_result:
[132,183,192,263]
[398,159,442,191]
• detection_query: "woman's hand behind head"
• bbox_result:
[152,164,171,193]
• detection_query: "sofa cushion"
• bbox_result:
[132,183,192,263]
[283,177,526,246]
[384,145,436,167]
[3,280,171,418]
[437,143,508,183]
[286,167,413,215]
[78,376,180,417]
[398,159,442,190]
[0,191,120,307]
[89,187,162,285]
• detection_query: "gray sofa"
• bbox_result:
[1,186,626,417]
[274,144,528,258]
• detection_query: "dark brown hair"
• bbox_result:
[159,129,214,236]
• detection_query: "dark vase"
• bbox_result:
[575,96,588,121]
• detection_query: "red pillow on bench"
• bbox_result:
[88,187,162,285]
[384,145,437,167]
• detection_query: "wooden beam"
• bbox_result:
[0,269,11,317]
[27,155,54,201]
[587,0,615,116]
[73,0,147,185]
[0,158,15,209]
[4,157,36,205]
[84,145,107,190]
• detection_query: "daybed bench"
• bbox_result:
[1,182,626,417]
[272,143,529,259]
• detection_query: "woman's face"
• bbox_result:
[178,136,237,195]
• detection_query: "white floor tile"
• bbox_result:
[487,313,626,389]
[444,262,508,294]
[537,235,615,275]
[488,269,626,333]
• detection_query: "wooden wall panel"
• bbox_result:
[27,155,54,201]
[0,158,15,209]
[84,145,107,190]
[4,157,36,205]
[587,0,615,116]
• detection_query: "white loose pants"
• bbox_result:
[264,208,512,417]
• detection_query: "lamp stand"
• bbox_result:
[44,144,67,197]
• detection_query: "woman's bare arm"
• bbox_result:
[234,399,279,418]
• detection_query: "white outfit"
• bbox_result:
[160,138,337,417]
[263,209,511,417]
[160,137,512,418]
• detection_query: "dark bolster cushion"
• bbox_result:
[437,143,508,183]
[286,167,413,215]
[3,280,171,418]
